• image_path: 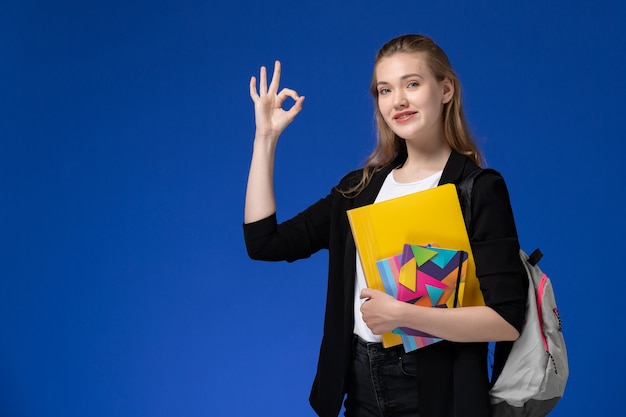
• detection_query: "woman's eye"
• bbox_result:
[408,82,419,88]
[379,88,391,95]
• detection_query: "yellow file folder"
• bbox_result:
[347,183,484,347]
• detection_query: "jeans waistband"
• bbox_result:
[353,335,408,360]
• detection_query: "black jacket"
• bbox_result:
[243,150,527,417]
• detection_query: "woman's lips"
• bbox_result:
[394,111,416,123]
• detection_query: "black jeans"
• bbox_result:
[344,336,420,417]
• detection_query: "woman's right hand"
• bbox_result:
[249,60,305,140]
[244,61,304,223]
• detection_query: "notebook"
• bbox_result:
[347,183,483,348]
[376,244,468,351]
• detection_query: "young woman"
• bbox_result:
[243,34,527,417]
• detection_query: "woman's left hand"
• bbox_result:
[360,288,405,334]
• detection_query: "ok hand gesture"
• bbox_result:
[250,60,305,140]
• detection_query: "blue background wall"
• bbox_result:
[2,0,624,416]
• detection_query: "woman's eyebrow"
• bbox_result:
[401,73,424,80]
[377,73,424,86]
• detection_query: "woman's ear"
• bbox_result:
[441,77,454,104]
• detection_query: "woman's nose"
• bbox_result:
[393,91,408,107]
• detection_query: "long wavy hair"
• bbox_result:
[340,34,482,197]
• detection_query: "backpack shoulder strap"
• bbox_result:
[457,168,501,229]
[458,169,544,268]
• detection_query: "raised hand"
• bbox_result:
[244,61,304,223]
[249,60,305,139]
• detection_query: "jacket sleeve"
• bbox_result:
[469,172,528,333]
[243,169,362,263]
[242,193,334,263]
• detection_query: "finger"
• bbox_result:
[286,96,305,117]
[275,88,300,108]
[249,76,259,101]
[259,66,268,95]
[268,60,281,94]
[277,87,299,101]
[360,288,373,299]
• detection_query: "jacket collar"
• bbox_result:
[439,149,474,186]
[353,156,404,207]
[354,150,472,207]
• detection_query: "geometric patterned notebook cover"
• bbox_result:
[376,244,468,352]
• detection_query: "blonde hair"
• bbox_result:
[340,34,482,197]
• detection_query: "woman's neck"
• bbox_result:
[394,141,451,183]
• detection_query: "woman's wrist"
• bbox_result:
[253,132,279,151]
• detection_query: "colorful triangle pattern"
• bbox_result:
[375,243,468,352]
[425,284,444,306]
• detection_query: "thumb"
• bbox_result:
[360,288,375,300]
[287,95,305,117]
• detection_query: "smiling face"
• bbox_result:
[375,52,453,148]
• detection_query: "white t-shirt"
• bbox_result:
[353,169,443,342]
